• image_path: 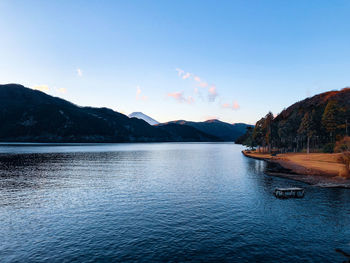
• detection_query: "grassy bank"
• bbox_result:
[243,150,350,188]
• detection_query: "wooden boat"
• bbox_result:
[274,187,305,198]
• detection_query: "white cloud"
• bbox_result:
[77,68,83,77]
[176,68,184,77]
[57,87,67,94]
[175,68,192,80]
[136,86,142,95]
[136,86,148,101]
[174,68,240,110]
[175,68,217,102]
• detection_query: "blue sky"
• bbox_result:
[1,0,350,124]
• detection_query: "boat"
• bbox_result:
[274,187,305,198]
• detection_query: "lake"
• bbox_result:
[0,143,349,262]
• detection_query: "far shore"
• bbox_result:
[242,150,350,188]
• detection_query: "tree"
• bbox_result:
[242,126,257,149]
[252,112,274,153]
[322,100,342,142]
[298,110,316,154]
[278,120,294,152]
[334,106,349,137]
[252,117,266,152]
[263,112,274,153]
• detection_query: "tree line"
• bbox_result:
[236,89,350,154]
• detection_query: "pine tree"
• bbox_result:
[298,110,316,154]
[322,100,341,142]
[263,112,274,153]
[253,117,266,152]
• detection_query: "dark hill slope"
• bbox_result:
[0,84,218,142]
[237,87,350,149]
[157,123,221,142]
[158,119,253,141]
[275,88,350,122]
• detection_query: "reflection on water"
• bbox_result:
[0,143,350,262]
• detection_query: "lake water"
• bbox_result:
[0,143,349,262]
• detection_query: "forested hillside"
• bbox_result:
[0,84,220,143]
[237,88,350,153]
[158,119,253,141]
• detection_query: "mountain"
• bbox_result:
[128,112,159,125]
[275,88,350,122]
[158,119,253,141]
[0,84,220,143]
[156,123,221,142]
[237,87,350,152]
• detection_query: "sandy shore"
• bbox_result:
[242,150,350,188]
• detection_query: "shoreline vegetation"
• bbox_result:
[242,150,350,188]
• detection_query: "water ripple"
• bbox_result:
[0,143,349,262]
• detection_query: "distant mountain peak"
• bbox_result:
[204,119,221,123]
[158,119,253,141]
[128,112,159,125]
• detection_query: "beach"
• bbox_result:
[242,150,350,188]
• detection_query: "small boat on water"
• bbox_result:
[274,187,305,198]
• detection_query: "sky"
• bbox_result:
[1,0,350,124]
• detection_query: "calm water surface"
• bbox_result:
[0,143,349,262]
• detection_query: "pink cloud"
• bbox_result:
[187,96,195,104]
[222,101,240,110]
[203,115,220,121]
[182,72,191,79]
[136,86,148,101]
[233,101,240,110]
[136,86,142,95]
[198,81,208,88]
[175,68,219,103]
[208,85,218,101]
[176,68,192,80]
[194,75,201,82]
[168,91,183,101]
[167,91,195,104]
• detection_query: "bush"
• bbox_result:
[323,143,335,153]
[334,136,350,153]
[340,151,350,178]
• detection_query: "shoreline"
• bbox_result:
[242,150,350,189]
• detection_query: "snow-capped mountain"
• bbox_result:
[128,112,159,125]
